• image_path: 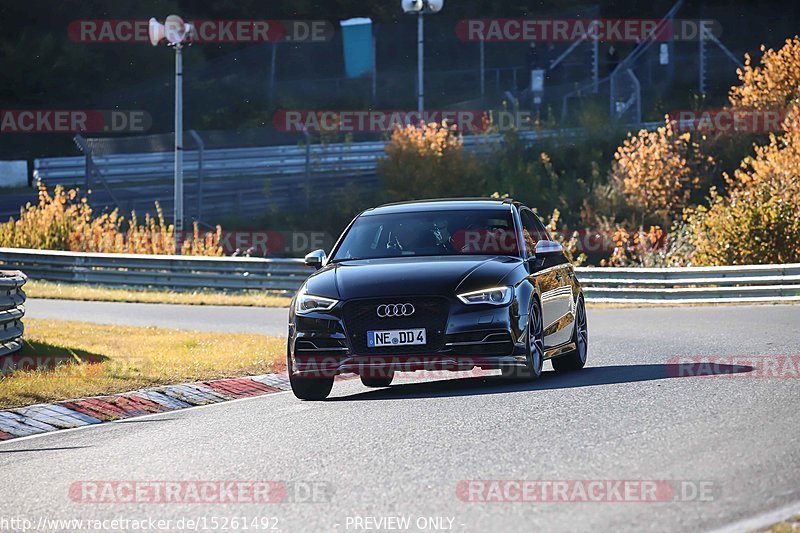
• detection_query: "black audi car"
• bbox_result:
[287,198,588,399]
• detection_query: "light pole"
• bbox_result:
[174,41,183,244]
[417,12,423,115]
[149,15,193,252]
[402,0,444,117]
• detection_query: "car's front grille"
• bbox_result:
[341,297,449,355]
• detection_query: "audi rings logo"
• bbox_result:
[376,303,415,318]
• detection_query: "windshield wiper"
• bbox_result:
[329,257,367,263]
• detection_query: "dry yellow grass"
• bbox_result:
[0,318,286,409]
[0,183,224,255]
[24,280,293,308]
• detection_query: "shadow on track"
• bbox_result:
[328,363,753,401]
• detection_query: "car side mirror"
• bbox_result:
[304,249,326,270]
[534,239,563,258]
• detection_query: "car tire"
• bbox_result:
[360,371,394,388]
[287,350,334,400]
[289,374,334,400]
[502,298,544,380]
[552,295,588,372]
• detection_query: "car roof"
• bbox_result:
[363,198,518,216]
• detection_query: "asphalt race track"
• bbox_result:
[4,303,800,531]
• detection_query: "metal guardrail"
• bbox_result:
[1,248,798,304]
[32,124,660,186]
[0,248,312,292]
[35,142,382,185]
[578,264,800,303]
[0,270,27,357]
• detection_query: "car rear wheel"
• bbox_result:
[360,371,394,388]
[502,299,544,380]
[552,295,588,372]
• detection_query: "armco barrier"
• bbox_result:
[578,263,800,303]
[0,248,312,292]
[32,123,661,186]
[0,270,27,356]
[0,248,798,303]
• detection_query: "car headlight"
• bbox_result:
[457,286,513,305]
[295,292,339,314]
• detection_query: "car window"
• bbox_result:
[332,209,520,261]
[519,208,550,257]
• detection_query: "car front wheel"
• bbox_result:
[289,374,334,400]
[360,370,394,388]
[502,298,544,380]
[287,352,334,400]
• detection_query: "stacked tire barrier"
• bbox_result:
[0,270,26,357]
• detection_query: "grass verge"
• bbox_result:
[0,318,285,409]
[24,280,293,308]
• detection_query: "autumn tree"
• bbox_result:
[680,36,800,265]
[685,123,800,265]
[729,36,800,112]
[609,120,713,227]
[378,121,485,201]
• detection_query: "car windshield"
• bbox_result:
[331,208,520,261]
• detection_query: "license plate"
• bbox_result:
[367,328,426,348]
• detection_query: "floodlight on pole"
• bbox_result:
[401,0,444,117]
[149,15,193,253]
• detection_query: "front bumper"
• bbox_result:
[289,297,527,377]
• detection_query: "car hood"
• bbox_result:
[303,255,524,300]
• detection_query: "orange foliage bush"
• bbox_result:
[685,122,800,265]
[729,36,800,112]
[610,120,713,227]
[601,226,670,267]
[682,36,800,265]
[378,121,485,200]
